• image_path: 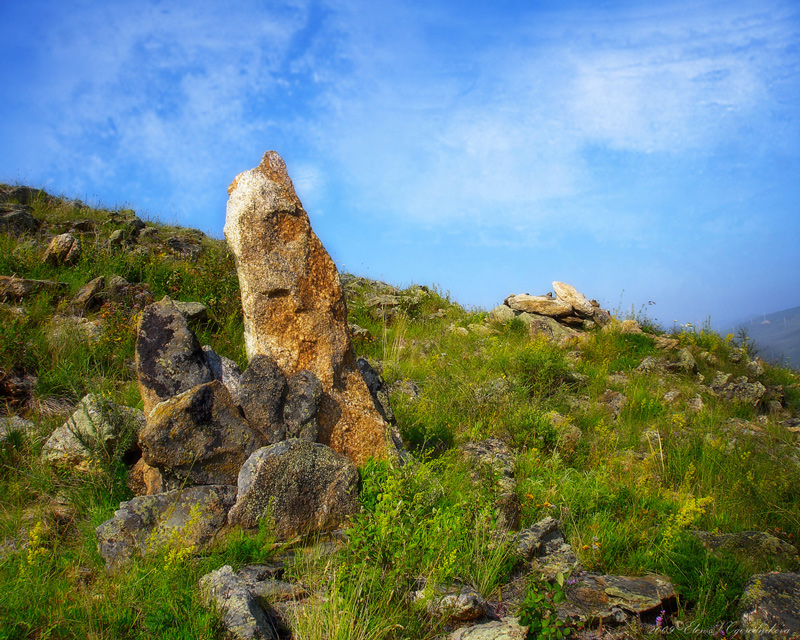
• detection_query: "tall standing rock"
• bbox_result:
[224,151,400,465]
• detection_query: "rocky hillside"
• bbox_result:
[2,165,800,640]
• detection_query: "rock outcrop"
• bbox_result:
[224,151,401,465]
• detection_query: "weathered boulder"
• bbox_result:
[414,582,487,621]
[505,294,573,318]
[238,354,288,444]
[224,151,400,465]
[488,304,516,323]
[135,297,214,416]
[0,204,40,234]
[227,439,360,539]
[283,370,323,441]
[73,276,106,311]
[96,485,236,570]
[171,299,208,323]
[515,517,580,580]
[739,572,800,640]
[461,438,520,530]
[518,313,577,341]
[552,282,594,317]
[140,381,263,487]
[694,531,799,571]
[199,565,276,640]
[0,275,67,301]
[710,373,767,405]
[41,394,144,470]
[557,573,676,626]
[43,233,82,266]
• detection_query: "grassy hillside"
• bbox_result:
[1,186,799,639]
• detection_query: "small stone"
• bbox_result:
[199,565,276,640]
[44,233,82,265]
[73,276,106,311]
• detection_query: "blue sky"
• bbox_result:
[1,0,798,327]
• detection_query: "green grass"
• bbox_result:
[1,186,799,638]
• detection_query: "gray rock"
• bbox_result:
[488,304,516,323]
[199,565,276,640]
[73,276,106,311]
[739,572,800,640]
[228,439,360,539]
[239,355,288,444]
[140,381,263,487]
[636,356,660,373]
[0,275,67,301]
[449,617,526,640]
[748,358,766,377]
[42,394,144,469]
[694,531,799,571]
[0,204,40,234]
[171,299,208,323]
[414,582,487,621]
[43,233,82,266]
[460,438,519,529]
[165,236,202,261]
[96,485,236,570]
[283,370,323,441]
[203,346,243,405]
[598,389,627,418]
[664,347,698,375]
[552,281,594,317]
[139,226,158,239]
[711,374,767,405]
[519,313,577,341]
[108,229,125,249]
[135,297,214,416]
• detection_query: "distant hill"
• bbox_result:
[725,306,800,371]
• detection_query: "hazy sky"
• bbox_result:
[2,0,798,327]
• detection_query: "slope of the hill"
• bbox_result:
[1,184,800,640]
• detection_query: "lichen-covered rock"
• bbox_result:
[283,370,323,441]
[227,439,359,539]
[0,415,37,444]
[41,394,144,469]
[199,565,276,640]
[135,297,214,415]
[449,617,526,640]
[739,572,800,640]
[43,233,82,266]
[488,304,516,323]
[505,294,573,318]
[73,276,106,311]
[414,582,487,621]
[238,354,288,444]
[519,313,577,341]
[694,531,799,571]
[0,204,40,234]
[96,485,237,570]
[224,151,400,465]
[557,573,676,626]
[140,381,263,487]
[461,438,520,529]
[515,516,580,579]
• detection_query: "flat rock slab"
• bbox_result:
[552,282,594,317]
[739,572,800,640]
[505,294,573,318]
[557,573,676,626]
[199,565,276,640]
[228,439,359,539]
[140,380,262,487]
[96,485,236,570]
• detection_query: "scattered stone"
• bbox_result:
[227,439,360,539]
[414,582,487,621]
[348,323,372,340]
[693,531,799,570]
[135,297,214,416]
[73,276,106,311]
[108,229,125,249]
[139,226,158,239]
[711,373,766,405]
[96,485,237,570]
[171,299,208,323]
[70,219,94,232]
[557,573,676,626]
[654,336,679,350]
[598,390,627,418]
[610,319,643,335]
[748,359,766,377]
[43,233,82,266]
[449,617,526,640]
[140,381,263,487]
[0,275,67,301]
[0,204,40,234]
[739,572,800,640]
[224,151,400,465]
[47,315,104,347]
[488,304,516,323]
[663,390,681,405]
[41,394,144,470]
[473,378,511,404]
[0,367,37,410]
[505,294,573,318]
[198,565,276,640]
[665,348,698,375]
[165,236,202,260]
